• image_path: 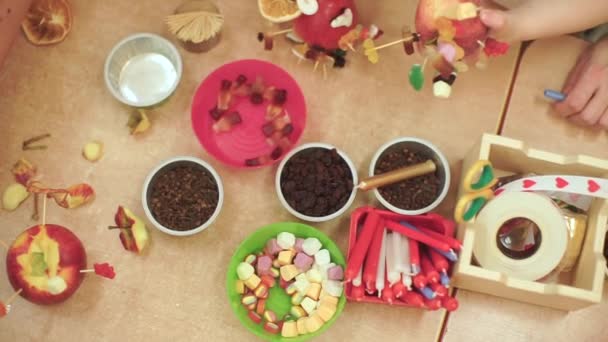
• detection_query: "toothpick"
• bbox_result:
[0,240,8,250]
[370,37,414,51]
[79,269,95,273]
[31,193,39,221]
[270,28,292,37]
[5,289,22,305]
[41,194,47,227]
[322,63,328,80]
[422,57,428,72]
[347,43,356,52]
[22,133,50,150]
[313,60,319,72]
[477,40,485,48]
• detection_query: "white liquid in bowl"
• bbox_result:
[118,53,177,105]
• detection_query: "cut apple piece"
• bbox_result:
[112,206,149,254]
[11,158,36,186]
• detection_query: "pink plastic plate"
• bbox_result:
[191,59,306,168]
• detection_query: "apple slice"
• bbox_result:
[111,206,149,254]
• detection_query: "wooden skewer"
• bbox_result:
[32,193,39,221]
[313,60,319,72]
[41,194,47,227]
[5,289,23,305]
[477,40,485,48]
[347,43,356,52]
[79,269,95,273]
[369,36,415,52]
[0,240,8,250]
[269,28,292,37]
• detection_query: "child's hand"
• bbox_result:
[554,37,608,129]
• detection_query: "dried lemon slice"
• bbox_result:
[22,0,73,46]
[258,0,301,23]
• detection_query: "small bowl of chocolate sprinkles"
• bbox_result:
[142,156,224,236]
[369,137,450,216]
[275,143,358,222]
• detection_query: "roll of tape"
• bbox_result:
[473,192,569,281]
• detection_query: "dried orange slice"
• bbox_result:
[22,0,73,46]
[258,0,301,23]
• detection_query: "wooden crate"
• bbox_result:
[453,134,608,310]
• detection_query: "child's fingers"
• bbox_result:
[599,109,608,129]
[571,86,608,126]
[562,51,591,95]
[554,64,603,117]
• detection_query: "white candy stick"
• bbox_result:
[352,264,363,287]
[391,232,404,284]
[376,228,388,298]
[386,233,400,286]
[400,234,413,290]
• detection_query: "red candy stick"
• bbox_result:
[346,211,380,282]
[351,285,365,302]
[429,283,448,297]
[421,253,440,284]
[363,218,385,293]
[429,248,450,272]
[403,290,425,308]
[416,226,462,251]
[413,273,427,290]
[442,297,459,312]
[385,220,451,253]
[424,298,442,311]
[409,239,420,275]
[392,281,406,299]
[381,278,395,304]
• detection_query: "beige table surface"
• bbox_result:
[443,36,608,342]
[0,1,519,341]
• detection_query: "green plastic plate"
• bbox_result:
[226,222,346,341]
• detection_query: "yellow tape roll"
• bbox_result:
[473,192,569,281]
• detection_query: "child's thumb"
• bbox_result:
[479,9,506,30]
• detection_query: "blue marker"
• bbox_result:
[544,89,566,102]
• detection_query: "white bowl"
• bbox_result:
[104,33,182,107]
[369,137,450,215]
[142,156,224,236]
[276,143,358,222]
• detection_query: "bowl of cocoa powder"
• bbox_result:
[369,137,450,215]
[142,156,224,236]
[276,143,358,222]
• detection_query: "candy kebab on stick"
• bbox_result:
[0,289,23,318]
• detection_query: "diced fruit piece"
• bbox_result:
[314,249,330,266]
[258,0,301,23]
[11,158,36,186]
[256,299,267,315]
[281,320,298,338]
[263,310,277,323]
[327,265,344,281]
[82,141,104,162]
[320,294,339,308]
[297,317,308,335]
[294,238,304,252]
[286,283,298,295]
[306,269,322,283]
[278,250,295,266]
[235,280,245,294]
[302,238,322,256]
[113,206,149,253]
[127,109,151,135]
[317,303,336,322]
[260,275,276,288]
[256,255,272,275]
[264,322,281,334]
[306,283,322,301]
[294,277,311,295]
[2,183,30,211]
[209,106,224,121]
[300,297,317,315]
[294,252,314,272]
[249,310,263,324]
[280,265,299,281]
[291,292,305,305]
[290,305,307,319]
[254,284,269,298]
[242,294,257,306]
[245,274,262,290]
[322,280,343,297]
[244,254,257,264]
[277,232,296,249]
[237,262,254,280]
[270,267,280,278]
[212,111,242,133]
[305,313,324,333]
[265,239,282,255]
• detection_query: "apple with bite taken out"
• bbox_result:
[6,224,86,305]
[415,0,488,56]
[294,0,359,50]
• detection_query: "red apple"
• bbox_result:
[6,224,86,305]
[415,0,488,56]
[293,0,358,50]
